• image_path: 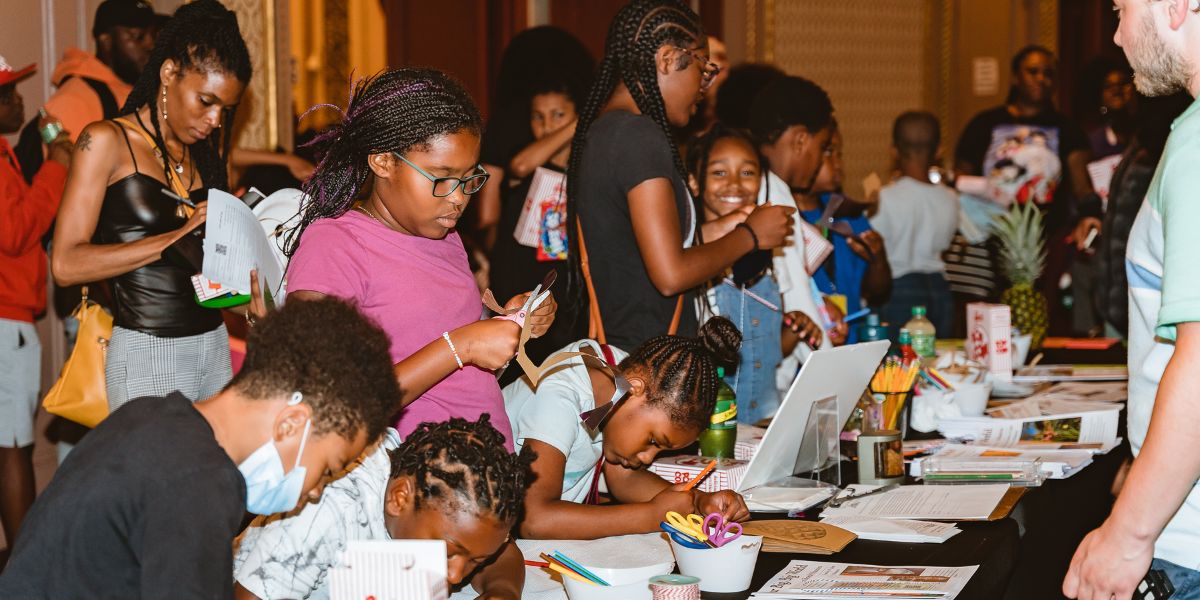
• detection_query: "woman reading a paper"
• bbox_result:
[51,1,253,409]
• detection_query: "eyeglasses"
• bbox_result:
[393,153,490,197]
[674,46,721,91]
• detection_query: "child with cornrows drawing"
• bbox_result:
[284,69,556,447]
[234,415,532,599]
[566,0,795,351]
[504,317,750,540]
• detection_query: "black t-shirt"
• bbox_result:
[955,105,1089,233]
[0,393,246,599]
[576,110,698,349]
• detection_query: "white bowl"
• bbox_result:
[561,561,674,600]
[670,534,763,593]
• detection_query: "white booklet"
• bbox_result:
[750,560,978,599]
[329,540,448,600]
[819,516,961,543]
[201,189,285,303]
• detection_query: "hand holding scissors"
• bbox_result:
[702,512,743,548]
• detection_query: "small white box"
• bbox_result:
[734,424,766,462]
[648,455,749,492]
[966,303,1013,382]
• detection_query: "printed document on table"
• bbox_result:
[820,484,1009,521]
[202,189,284,302]
[939,403,1120,449]
[749,560,977,599]
[819,516,960,543]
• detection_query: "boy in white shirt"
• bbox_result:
[870,111,960,333]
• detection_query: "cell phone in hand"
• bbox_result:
[37,108,64,144]
[1133,569,1174,600]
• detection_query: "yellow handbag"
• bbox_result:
[43,287,112,428]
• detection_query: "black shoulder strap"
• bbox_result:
[77,76,120,119]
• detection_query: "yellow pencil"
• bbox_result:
[548,562,594,585]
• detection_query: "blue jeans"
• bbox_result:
[714,275,783,424]
[1153,558,1200,599]
[881,272,952,339]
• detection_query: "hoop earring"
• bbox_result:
[160,85,168,121]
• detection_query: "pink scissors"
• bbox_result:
[702,512,743,548]
[495,271,555,328]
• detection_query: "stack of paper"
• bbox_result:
[1012,364,1127,383]
[750,561,978,599]
[741,520,857,554]
[1030,381,1127,403]
[819,516,961,543]
[820,484,1010,521]
[938,400,1120,450]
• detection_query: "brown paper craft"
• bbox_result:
[741,520,857,555]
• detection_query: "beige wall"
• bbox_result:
[737,0,1058,197]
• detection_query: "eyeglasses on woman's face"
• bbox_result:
[673,46,721,91]
[393,152,490,197]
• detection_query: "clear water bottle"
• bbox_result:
[698,367,738,459]
[905,306,936,359]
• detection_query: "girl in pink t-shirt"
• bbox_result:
[283,69,556,447]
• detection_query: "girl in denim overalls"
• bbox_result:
[687,125,826,425]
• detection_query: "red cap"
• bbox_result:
[0,55,35,87]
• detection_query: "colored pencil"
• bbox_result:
[524,560,550,568]
[684,459,717,491]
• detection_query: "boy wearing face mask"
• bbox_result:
[0,298,400,599]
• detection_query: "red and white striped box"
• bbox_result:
[734,424,766,462]
[648,455,749,493]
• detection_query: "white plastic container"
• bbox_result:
[669,534,762,593]
[561,561,674,600]
[953,381,993,416]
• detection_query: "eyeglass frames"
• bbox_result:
[392,152,490,197]
[673,46,721,90]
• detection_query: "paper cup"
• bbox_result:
[953,381,993,416]
[562,562,674,600]
[669,534,762,593]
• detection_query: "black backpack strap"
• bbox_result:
[77,76,120,118]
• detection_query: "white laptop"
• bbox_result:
[736,340,890,511]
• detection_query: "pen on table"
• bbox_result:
[684,459,718,491]
[161,187,196,209]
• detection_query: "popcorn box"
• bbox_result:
[649,455,749,493]
[734,424,766,462]
[965,302,1012,382]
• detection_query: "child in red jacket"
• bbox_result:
[0,55,72,556]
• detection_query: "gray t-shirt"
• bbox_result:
[870,176,960,278]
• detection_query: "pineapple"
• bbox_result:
[994,202,1049,348]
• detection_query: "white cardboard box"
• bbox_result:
[966,302,1013,382]
[648,455,749,492]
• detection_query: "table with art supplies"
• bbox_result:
[353,309,1128,600]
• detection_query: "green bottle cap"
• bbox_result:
[912,305,927,317]
[898,328,912,344]
[716,366,725,378]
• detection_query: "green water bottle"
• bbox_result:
[698,367,738,459]
[906,305,937,359]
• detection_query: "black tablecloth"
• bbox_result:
[716,447,1128,600]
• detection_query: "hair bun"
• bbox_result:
[697,316,742,367]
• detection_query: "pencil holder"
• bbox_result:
[669,534,762,593]
[867,389,913,437]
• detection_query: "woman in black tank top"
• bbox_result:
[51,1,252,409]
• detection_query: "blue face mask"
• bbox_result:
[238,393,313,515]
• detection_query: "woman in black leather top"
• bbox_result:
[51,1,251,410]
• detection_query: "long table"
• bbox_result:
[724,420,1128,599]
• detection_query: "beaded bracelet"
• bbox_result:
[442,331,464,369]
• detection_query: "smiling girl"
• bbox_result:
[51,0,250,409]
[283,69,555,447]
